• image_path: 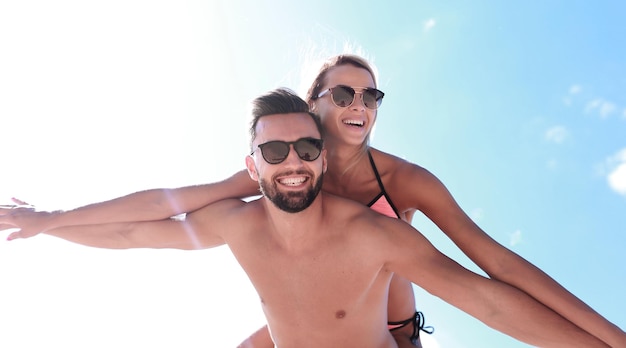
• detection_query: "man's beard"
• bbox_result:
[259,171,324,213]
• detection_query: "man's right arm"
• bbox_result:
[37,199,247,250]
[24,198,247,250]
[1,169,259,240]
[43,215,225,251]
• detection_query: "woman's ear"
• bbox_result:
[309,100,316,112]
[245,155,259,181]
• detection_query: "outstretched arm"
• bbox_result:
[36,199,249,250]
[1,169,259,240]
[42,217,223,250]
[397,163,626,347]
[383,219,611,348]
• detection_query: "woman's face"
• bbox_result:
[312,64,378,147]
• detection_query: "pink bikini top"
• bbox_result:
[366,150,400,219]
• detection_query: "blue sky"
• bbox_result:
[1,1,625,347]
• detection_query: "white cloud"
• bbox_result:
[509,230,523,247]
[599,102,617,118]
[563,97,572,106]
[545,125,568,144]
[569,84,582,94]
[607,149,626,196]
[563,84,581,106]
[608,164,626,195]
[585,99,602,112]
[424,18,436,32]
[585,98,616,118]
[563,84,624,121]
[546,158,559,171]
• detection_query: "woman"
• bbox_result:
[4,54,625,348]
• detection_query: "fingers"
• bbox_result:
[0,221,20,239]
[0,202,29,239]
[0,206,35,215]
[0,198,35,211]
[7,231,22,241]
[0,203,44,241]
[11,197,31,206]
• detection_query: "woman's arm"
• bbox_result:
[38,197,251,250]
[2,169,259,240]
[236,325,274,348]
[396,163,626,347]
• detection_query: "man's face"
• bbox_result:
[246,113,326,213]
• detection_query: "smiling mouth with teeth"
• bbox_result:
[279,177,307,186]
[343,120,364,127]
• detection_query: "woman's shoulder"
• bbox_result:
[368,147,434,181]
[367,147,447,213]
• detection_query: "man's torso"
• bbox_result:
[212,195,401,347]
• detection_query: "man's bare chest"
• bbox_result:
[230,241,392,316]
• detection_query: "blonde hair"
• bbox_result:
[303,52,380,174]
[304,54,379,105]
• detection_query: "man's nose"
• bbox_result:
[282,144,304,166]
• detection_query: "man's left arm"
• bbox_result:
[382,219,610,348]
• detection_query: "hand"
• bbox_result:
[0,198,53,241]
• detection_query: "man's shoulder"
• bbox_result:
[321,192,386,222]
[321,192,367,209]
[185,198,266,238]
[320,192,409,247]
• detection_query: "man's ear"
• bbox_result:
[321,148,327,173]
[309,100,316,112]
[245,155,259,181]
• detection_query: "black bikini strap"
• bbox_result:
[367,149,386,193]
[388,311,434,344]
[366,149,401,218]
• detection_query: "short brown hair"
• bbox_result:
[249,88,324,150]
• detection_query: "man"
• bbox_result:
[1,88,611,347]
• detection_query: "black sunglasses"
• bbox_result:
[316,85,385,110]
[251,137,324,164]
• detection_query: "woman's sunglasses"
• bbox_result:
[251,137,324,164]
[316,85,385,110]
